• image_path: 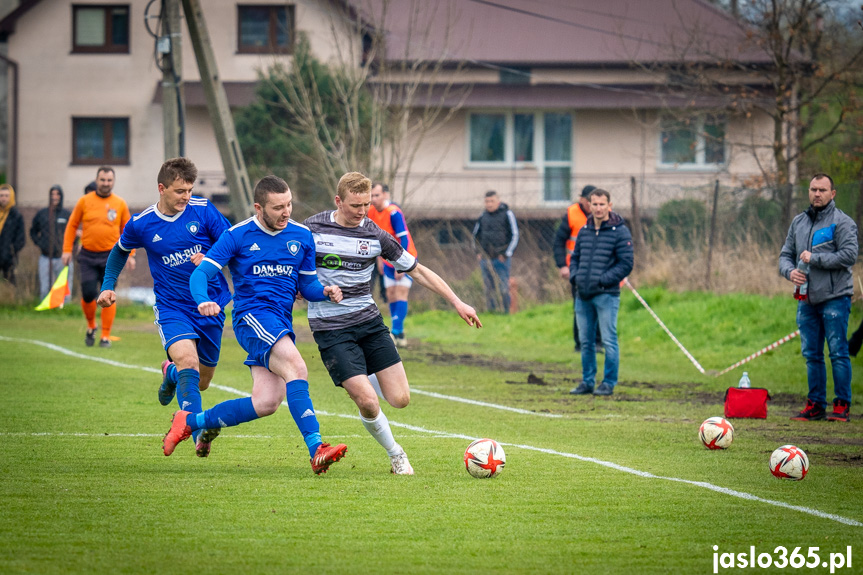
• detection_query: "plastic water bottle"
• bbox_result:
[794,260,809,301]
[738,372,751,389]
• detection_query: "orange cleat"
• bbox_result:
[163,410,192,456]
[310,442,347,475]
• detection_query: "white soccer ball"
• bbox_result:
[464,438,506,479]
[699,417,734,450]
[769,445,809,480]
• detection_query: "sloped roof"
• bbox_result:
[352,0,771,66]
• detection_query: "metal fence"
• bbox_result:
[3,175,861,310]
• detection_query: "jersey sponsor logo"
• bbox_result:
[322,254,342,269]
[252,264,294,277]
[286,240,301,256]
[317,240,334,247]
[186,221,200,235]
[161,244,203,267]
[357,240,370,255]
[152,234,162,242]
[250,243,261,251]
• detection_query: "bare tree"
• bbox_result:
[241,0,470,210]
[641,1,863,227]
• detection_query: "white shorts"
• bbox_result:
[383,267,413,288]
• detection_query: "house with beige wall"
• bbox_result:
[0,0,779,218]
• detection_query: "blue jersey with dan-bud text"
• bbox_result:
[201,216,317,319]
[118,197,231,312]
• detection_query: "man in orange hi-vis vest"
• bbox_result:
[62,166,135,348]
[368,183,417,347]
[553,185,601,353]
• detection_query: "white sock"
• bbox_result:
[360,409,401,456]
[367,373,385,400]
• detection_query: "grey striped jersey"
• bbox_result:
[303,211,417,331]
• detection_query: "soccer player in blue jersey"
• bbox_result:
[162,175,348,474]
[304,172,482,475]
[97,157,230,457]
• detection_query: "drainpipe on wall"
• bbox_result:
[0,51,17,189]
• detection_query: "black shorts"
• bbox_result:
[313,315,402,386]
[78,248,111,286]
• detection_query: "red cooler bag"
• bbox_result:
[724,387,771,419]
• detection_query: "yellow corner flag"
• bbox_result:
[35,266,71,311]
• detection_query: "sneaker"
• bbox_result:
[195,428,221,457]
[99,338,111,348]
[163,410,192,456]
[791,399,826,421]
[310,442,347,475]
[827,399,850,422]
[593,382,614,396]
[569,382,594,395]
[392,332,407,347]
[85,328,96,347]
[158,360,177,406]
[390,448,414,475]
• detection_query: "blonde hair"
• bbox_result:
[337,172,371,199]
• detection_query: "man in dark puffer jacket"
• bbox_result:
[569,188,633,396]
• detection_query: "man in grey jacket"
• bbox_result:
[779,173,858,422]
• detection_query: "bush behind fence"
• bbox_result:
[3,176,861,310]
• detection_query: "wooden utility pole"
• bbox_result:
[161,0,183,159]
[705,179,720,290]
[181,0,253,220]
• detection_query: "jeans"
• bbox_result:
[575,294,620,388]
[797,295,852,406]
[39,255,72,299]
[480,257,511,313]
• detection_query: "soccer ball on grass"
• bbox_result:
[769,445,809,480]
[699,417,734,450]
[464,438,506,478]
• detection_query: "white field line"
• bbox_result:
[2,335,860,528]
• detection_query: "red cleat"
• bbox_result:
[163,410,192,456]
[310,442,347,475]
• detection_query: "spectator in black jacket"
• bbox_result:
[30,185,73,298]
[553,184,602,352]
[569,188,633,396]
[0,184,26,285]
[472,190,519,313]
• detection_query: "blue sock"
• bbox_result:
[185,397,259,432]
[165,363,179,384]
[176,369,202,443]
[390,300,408,335]
[285,379,322,458]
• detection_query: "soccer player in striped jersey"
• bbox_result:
[163,175,348,474]
[98,158,230,456]
[304,172,482,475]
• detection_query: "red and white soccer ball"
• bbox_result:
[769,445,809,480]
[699,417,734,450]
[464,438,506,479]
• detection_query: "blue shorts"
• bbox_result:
[233,310,295,369]
[153,305,226,368]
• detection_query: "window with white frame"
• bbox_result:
[467,111,572,201]
[660,115,726,167]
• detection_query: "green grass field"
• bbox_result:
[1,290,861,574]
